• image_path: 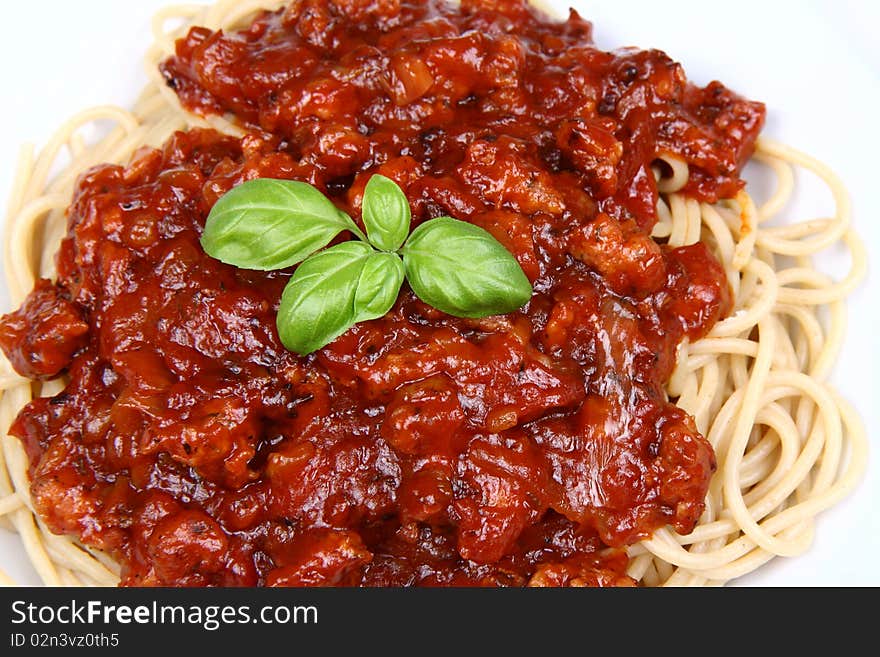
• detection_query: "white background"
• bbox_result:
[0,0,877,586]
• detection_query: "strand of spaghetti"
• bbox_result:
[6,195,68,303]
[809,300,847,381]
[761,218,839,241]
[759,139,852,222]
[23,107,140,203]
[699,202,739,295]
[751,148,849,256]
[41,531,118,586]
[68,132,87,159]
[12,507,61,586]
[690,357,720,434]
[58,569,84,587]
[0,390,17,519]
[4,145,33,222]
[3,385,33,503]
[656,153,689,193]
[738,404,798,492]
[625,552,652,581]
[0,373,27,389]
[0,492,22,515]
[774,304,826,376]
[751,150,794,220]
[668,193,689,247]
[652,194,673,238]
[707,258,778,337]
[774,232,866,305]
[741,408,821,510]
[684,196,702,246]
[688,337,761,358]
[728,191,755,269]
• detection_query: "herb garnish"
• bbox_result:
[201,175,532,355]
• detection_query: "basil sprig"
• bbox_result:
[201,174,532,355]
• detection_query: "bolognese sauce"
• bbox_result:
[0,0,763,586]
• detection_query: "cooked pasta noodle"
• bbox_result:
[0,0,866,586]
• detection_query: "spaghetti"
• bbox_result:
[0,0,867,586]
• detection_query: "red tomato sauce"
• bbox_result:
[0,0,762,586]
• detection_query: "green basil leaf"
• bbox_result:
[277,242,404,355]
[362,174,411,252]
[354,251,405,322]
[401,216,532,318]
[201,178,366,271]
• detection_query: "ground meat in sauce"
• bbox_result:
[0,0,762,586]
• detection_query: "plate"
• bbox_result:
[1,0,877,586]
